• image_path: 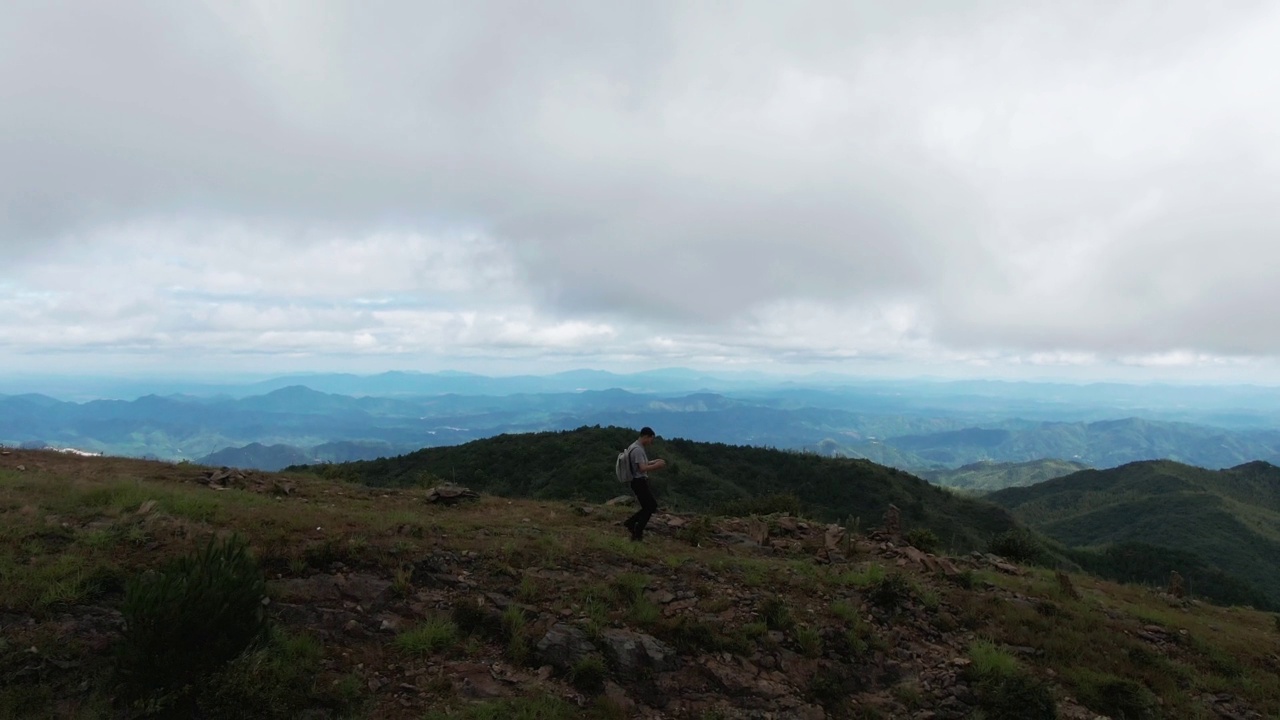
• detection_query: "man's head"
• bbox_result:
[639,426,656,446]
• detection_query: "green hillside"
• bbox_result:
[296,426,1019,553]
[989,460,1280,606]
[920,458,1091,493]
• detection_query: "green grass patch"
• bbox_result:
[968,639,1019,679]
[394,617,458,656]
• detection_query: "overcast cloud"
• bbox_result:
[3,1,1279,379]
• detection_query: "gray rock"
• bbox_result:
[424,485,480,504]
[599,628,679,674]
[535,623,600,672]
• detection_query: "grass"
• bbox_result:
[5,451,1280,719]
[828,562,886,589]
[795,625,823,658]
[393,617,459,656]
[969,639,1019,679]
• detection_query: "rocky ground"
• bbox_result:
[2,449,1278,719]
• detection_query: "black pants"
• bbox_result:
[625,477,658,538]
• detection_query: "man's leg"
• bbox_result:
[626,478,658,540]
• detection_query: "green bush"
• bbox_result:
[868,572,914,610]
[989,528,1044,564]
[568,656,607,694]
[904,528,941,553]
[116,536,268,699]
[1072,671,1157,720]
[196,629,358,719]
[677,515,715,546]
[759,596,794,631]
[978,672,1057,720]
[452,598,502,639]
[794,625,823,658]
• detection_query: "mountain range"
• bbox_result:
[988,459,1280,606]
[8,372,1280,477]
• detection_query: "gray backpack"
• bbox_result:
[614,446,634,484]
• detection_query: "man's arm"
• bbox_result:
[639,458,666,472]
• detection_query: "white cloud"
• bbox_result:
[3,1,1280,378]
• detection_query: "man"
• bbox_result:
[622,427,666,542]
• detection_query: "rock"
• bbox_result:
[16,465,25,471]
[824,524,845,550]
[1056,570,1081,599]
[605,495,635,507]
[599,629,679,674]
[136,500,157,516]
[647,590,676,605]
[455,663,511,698]
[775,516,800,535]
[335,573,392,606]
[702,657,791,698]
[424,485,480,504]
[535,623,600,672]
[746,518,771,546]
[274,576,343,603]
[883,505,902,537]
[603,681,636,713]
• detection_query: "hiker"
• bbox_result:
[622,427,666,541]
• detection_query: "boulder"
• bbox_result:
[425,485,480,504]
[535,623,600,672]
[599,629,679,674]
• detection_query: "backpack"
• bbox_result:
[614,446,634,484]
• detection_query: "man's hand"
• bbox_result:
[652,458,667,470]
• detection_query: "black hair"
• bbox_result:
[639,426,655,437]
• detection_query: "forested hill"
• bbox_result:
[988,460,1280,604]
[291,426,1018,553]
[919,459,1092,493]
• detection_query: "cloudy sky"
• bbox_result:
[3,1,1279,381]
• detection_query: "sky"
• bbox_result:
[3,1,1280,382]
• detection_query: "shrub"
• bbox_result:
[808,665,862,714]
[196,629,357,719]
[452,598,501,639]
[610,573,649,606]
[116,536,268,699]
[978,672,1057,720]
[759,596,794,631]
[794,625,823,658]
[904,528,941,553]
[677,516,715,546]
[966,640,1056,720]
[868,572,914,610]
[1071,671,1157,720]
[968,639,1019,679]
[989,528,1044,564]
[568,656,607,694]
